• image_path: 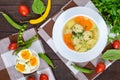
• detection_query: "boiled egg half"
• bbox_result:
[17,49,32,62]
[29,55,39,70]
[15,61,30,73]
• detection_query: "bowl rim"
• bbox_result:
[52,6,108,62]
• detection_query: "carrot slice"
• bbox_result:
[74,16,85,27]
[84,19,92,30]
[74,16,93,30]
[66,43,74,50]
[63,33,74,50]
[63,33,72,44]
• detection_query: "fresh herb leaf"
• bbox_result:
[117,9,120,15]
[38,53,55,68]
[72,35,75,39]
[92,0,120,42]
[101,49,120,60]
[32,0,46,15]
[77,32,83,37]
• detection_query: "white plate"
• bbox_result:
[15,49,40,74]
[52,7,108,62]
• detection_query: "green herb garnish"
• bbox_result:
[102,49,120,60]
[92,0,120,42]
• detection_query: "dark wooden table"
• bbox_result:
[0,0,120,80]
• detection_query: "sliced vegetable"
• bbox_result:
[40,73,49,80]
[84,19,92,30]
[112,40,120,49]
[18,4,30,16]
[29,0,51,24]
[74,16,84,26]
[38,53,54,68]
[63,33,74,50]
[74,16,92,30]
[8,43,18,50]
[71,63,93,74]
[102,49,120,60]
[0,12,22,30]
[96,62,106,73]
[32,0,46,15]
[63,33,72,43]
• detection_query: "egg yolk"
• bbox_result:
[16,63,25,72]
[30,56,38,66]
[21,50,31,60]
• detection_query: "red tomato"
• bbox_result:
[112,40,120,49]
[27,76,35,80]
[8,43,17,50]
[18,4,30,16]
[40,73,49,80]
[96,62,106,73]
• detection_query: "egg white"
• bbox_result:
[15,49,40,73]
[28,55,39,70]
[15,61,31,73]
[17,49,32,62]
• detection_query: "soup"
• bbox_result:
[63,16,99,52]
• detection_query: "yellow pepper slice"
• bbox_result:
[29,0,51,24]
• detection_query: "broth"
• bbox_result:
[63,16,99,52]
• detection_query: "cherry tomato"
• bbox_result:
[27,76,35,80]
[18,4,30,16]
[8,43,17,50]
[40,73,49,80]
[112,40,120,49]
[96,62,106,73]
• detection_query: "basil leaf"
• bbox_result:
[102,49,120,60]
[32,0,46,15]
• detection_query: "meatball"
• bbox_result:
[72,24,83,33]
[83,31,92,41]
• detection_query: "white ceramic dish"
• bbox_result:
[52,7,108,62]
[15,49,40,74]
